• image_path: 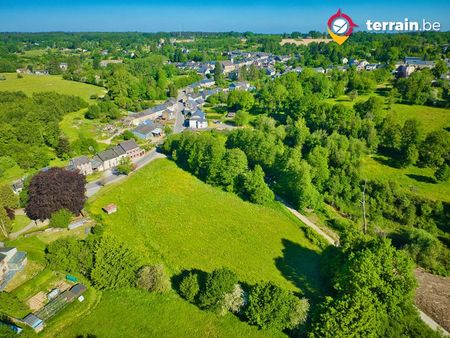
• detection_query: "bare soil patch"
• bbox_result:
[415,268,450,332]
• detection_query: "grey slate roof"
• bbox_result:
[70,156,90,167]
[118,139,139,152]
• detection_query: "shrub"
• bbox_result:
[117,157,134,175]
[220,283,246,316]
[49,208,73,228]
[137,264,171,293]
[199,268,238,310]
[245,282,309,330]
[179,272,200,302]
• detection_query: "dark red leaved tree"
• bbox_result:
[25,167,86,220]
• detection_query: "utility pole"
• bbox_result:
[361,179,368,235]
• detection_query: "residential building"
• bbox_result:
[188,109,208,129]
[0,247,27,291]
[133,123,163,139]
[219,60,236,74]
[11,179,24,194]
[118,139,144,159]
[397,65,416,78]
[229,81,252,91]
[59,62,68,71]
[68,156,93,175]
[129,98,179,125]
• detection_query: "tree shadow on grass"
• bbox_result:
[406,174,436,184]
[275,239,323,302]
[372,154,402,168]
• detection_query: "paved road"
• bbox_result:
[85,149,166,198]
[173,108,185,134]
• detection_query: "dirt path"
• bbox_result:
[276,196,339,246]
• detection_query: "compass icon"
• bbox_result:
[327,9,358,44]
[331,17,350,35]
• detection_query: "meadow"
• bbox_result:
[0,73,105,102]
[58,289,285,338]
[88,159,323,294]
[331,93,450,203]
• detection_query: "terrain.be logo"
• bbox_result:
[327,9,357,45]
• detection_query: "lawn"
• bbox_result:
[361,154,450,203]
[390,103,450,133]
[59,108,111,144]
[88,159,323,296]
[58,289,285,338]
[11,215,31,233]
[0,73,106,102]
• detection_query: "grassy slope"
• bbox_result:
[88,159,322,294]
[0,73,105,102]
[63,159,323,337]
[362,155,450,203]
[330,93,450,203]
[58,289,285,338]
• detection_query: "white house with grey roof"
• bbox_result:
[188,109,208,129]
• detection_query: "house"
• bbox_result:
[198,78,215,88]
[68,156,93,175]
[22,314,44,332]
[265,66,276,76]
[313,67,326,74]
[118,139,144,159]
[188,109,208,129]
[162,109,174,120]
[219,60,236,74]
[59,62,68,71]
[133,123,164,140]
[100,59,123,67]
[0,247,27,291]
[342,57,349,64]
[229,81,251,91]
[397,65,415,78]
[11,179,24,194]
[91,148,126,172]
[102,204,117,214]
[356,60,369,71]
[130,98,179,125]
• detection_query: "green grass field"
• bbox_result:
[361,154,450,203]
[66,158,323,337]
[0,73,106,102]
[11,215,31,233]
[59,108,110,146]
[88,159,322,294]
[329,92,450,203]
[58,289,285,338]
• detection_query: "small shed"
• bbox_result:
[70,283,87,298]
[102,203,117,215]
[22,314,44,332]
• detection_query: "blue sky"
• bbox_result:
[1,0,449,33]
